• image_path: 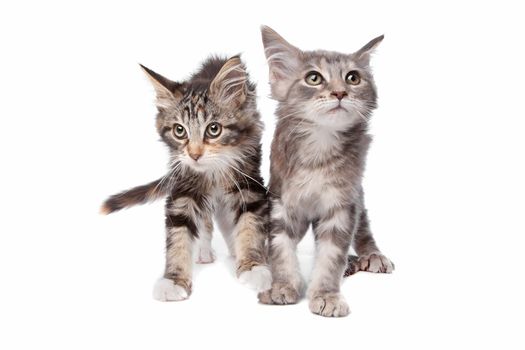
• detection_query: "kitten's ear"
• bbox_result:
[139,64,183,109]
[260,25,302,101]
[209,56,247,108]
[354,35,384,65]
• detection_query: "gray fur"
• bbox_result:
[258,26,394,317]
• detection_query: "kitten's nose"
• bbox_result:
[331,91,348,100]
[189,152,202,161]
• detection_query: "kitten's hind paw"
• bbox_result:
[153,278,189,302]
[309,293,350,317]
[344,253,395,276]
[359,253,395,273]
[344,255,360,277]
[196,247,216,264]
[258,282,301,305]
[239,265,272,292]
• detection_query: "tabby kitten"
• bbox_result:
[101,56,272,301]
[258,26,394,317]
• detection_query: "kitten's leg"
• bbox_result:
[153,197,198,302]
[234,207,272,292]
[349,209,394,274]
[215,202,236,257]
[307,208,352,317]
[195,215,215,264]
[258,199,308,305]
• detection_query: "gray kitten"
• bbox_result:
[258,26,394,317]
[101,56,272,301]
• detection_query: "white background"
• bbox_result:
[1,1,524,349]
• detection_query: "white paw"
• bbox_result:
[196,247,216,264]
[239,265,273,292]
[153,278,188,302]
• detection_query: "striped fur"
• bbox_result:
[101,56,271,300]
[100,178,165,214]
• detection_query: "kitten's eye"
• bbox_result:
[206,122,222,138]
[345,71,361,85]
[173,124,187,139]
[305,71,323,86]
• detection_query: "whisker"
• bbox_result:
[286,117,309,139]
[221,164,246,212]
[214,157,276,196]
[276,109,303,122]
[153,160,180,195]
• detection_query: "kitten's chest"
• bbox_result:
[298,128,343,163]
[282,166,352,218]
[209,185,227,210]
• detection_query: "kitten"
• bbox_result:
[258,26,394,317]
[101,56,272,301]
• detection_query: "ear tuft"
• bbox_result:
[354,35,384,64]
[209,56,247,108]
[260,25,302,101]
[139,64,183,109]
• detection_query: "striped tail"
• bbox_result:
[100,178,168,215]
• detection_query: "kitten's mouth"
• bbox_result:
[327,104,348,113]
[184,159,206,172]
[191,160,204,168]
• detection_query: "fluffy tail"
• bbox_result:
[100,178,168,215]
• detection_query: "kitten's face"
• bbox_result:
[261,26,383,129]
[159,91,245,173]
[290,52,377,128]
[141,57,259,175]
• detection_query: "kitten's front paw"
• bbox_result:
[309,293,350,317]
[258,282,301,305]
[153,278,189,302]
[196,247,216,264]
[239,265,272,292]
[358,253,395,273]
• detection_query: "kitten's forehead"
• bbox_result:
[181,90,208,115]
[182,89,208,105]
[303,50,361,73]
[170,89,215,125]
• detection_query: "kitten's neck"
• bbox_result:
[274,117,369,168]
[281,115,367,143]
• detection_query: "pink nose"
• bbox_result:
[189,152,201,161]
[331,91,348,100]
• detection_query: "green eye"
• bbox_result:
[305,71,323,86]
[345,71,361,85]
[173,124,187,139]
[206,122,222,138]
